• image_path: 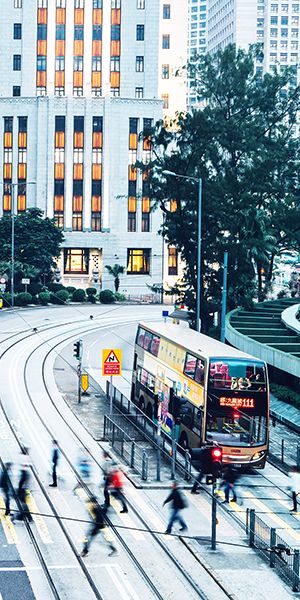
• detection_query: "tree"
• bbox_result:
[0,208,64,288]
[143,45,300,330]
[105,264,125,292]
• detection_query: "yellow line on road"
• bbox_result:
[0,497,18,544]
[26,492,53,544]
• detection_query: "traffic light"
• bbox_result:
[73,340,82,360]
[169,389,189,421]
[190,444,223,478]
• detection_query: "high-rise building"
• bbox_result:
[0,0,165,297]
[187,0,208,107]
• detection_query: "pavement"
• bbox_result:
[54,341,297,599]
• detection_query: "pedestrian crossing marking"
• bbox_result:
[246,490,300,541]
[25,492,53,544]
[110,497,144,541]
[0,498,18,544]
[127,488,177,541]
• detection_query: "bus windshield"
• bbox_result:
[206,359,268,446]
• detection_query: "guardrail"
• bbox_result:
[247,508,299,592]
[103,415,150,480]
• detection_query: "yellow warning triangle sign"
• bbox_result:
[104,350,120,364]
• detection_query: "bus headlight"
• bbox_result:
[251,451,265,462]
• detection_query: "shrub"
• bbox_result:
[114,292,126,301]
[31,295,39,305]
[14,292,33,306]
[86,287,97,297]
[66,286,76,294]
[1,293,12,308]
[48,282,65,293]
[277,289,288,299]
[99,289,115,304]
[28,282,43,296]
[72,288,86,302]
[271,384,300,408]
[39,291,51,305]
[87,294,97,303]
[50,290,69,305]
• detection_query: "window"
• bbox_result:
[184,353,197,378]
[91,213,101,231]
[38,0,47,6]
[292,4,299,12]
[13,54,21,70]
[56,25,65,40]
[14,23,22,39]
[281,16,288,24]
[56,56,65,70]
[136,56,144,71]
[162,93,169,109]
[270,3,278,11]
[93,116,102,132]
[74,56,83,71]
[127,249,151,274]
[74,116,84,132]
[163,4,170,18]
[55,148,64,163]
[111,0,121,7]
[281,4,288,12]
[13,86,21,96]
[37,56,46,71]
[18,116,27,132]
[14,0,22,6]
[93,0,102,7]
[92,148,102,163]
[110,56,120,71]
[111,25,120,40]
[162,34,170,49]
[92,56,102,71]
[162,64,169,78]
[74,0,84,7]
[168,246,178,275]
[93,25,102,40]
[128,212,136,232]
[136,25,144,40]
[64,249,89,273]
[56,0,66,6]
[135,86,143,98]
[137,0,145,8]
[270,16,278,24]
[55,115,65,131]
[74,26,84,40]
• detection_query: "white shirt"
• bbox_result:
[289,471,300,493]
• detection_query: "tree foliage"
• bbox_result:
[105,264,125,292]
[144,45,300,330]
[0,208,64,288]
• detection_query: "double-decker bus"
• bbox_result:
[131,322,269,468]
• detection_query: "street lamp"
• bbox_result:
[1,181,36,309]
[163,170,202,332]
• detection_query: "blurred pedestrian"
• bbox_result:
[81,496,117,557]
[12,462,32,522]
[163,482,188,534]
[74,449,91,493]
[49,440,60,488]
[191,446,206,494]
[102,451,113,509]
[289,466,300,512]
[0,462,12,516]
[110,467,128,513]
[221,466,239,504]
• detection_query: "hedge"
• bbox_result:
[86,287,97,297]
[50,290,69,305]
[72,288,86,302]
[271,383,300,408]
[39,291,51,305]
[99,289,115,304]
[14,292,33,306]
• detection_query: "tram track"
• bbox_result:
[0,310,232,599]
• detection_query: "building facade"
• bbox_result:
[187,0,208,108]
[0,0,166,297]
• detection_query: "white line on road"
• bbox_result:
[0,563,119,572]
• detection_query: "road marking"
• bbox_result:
[0,498,18,544]
[0,563,117,572]
[110,497,145,541]
[246,490,300,541]
[127,489,165,532]
[105,564,137,600]
[25,492,53,544]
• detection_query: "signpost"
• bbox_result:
[102,349,122,415]
[21,278,30,293]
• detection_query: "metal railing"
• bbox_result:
[247,508,299,592]
[103,415,150,480]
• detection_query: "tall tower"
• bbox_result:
[0,0,164,297]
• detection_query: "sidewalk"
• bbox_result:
[271,393,300,434]
[54,350,295,599]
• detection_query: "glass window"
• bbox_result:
[150,335,160,357]
[162,34,170,49]
[270,16,278,24]
[110,56,120,71]
[93,25,102,40]
[37,56,46,71]
[74,25,84,40]
[74,0,84,7]
[14,23,22,39]
[209,360,266,391]
[168,246,177,275]
[143,331,153,351]
[111,0,121,7]
[137,0,145,7]
[184,353,197,378]
[74,56,83,71]
[163,4,170,18]
[14,0,22,6]
[93,0,102,6]
[136,55,144,71]
[13,54,21,70]
[137,327,146,347]
[136,24,144,40]
[92,56,102,71]
[127,249,151,274]
[162,64,169,78]
[111,25,120,40]
[55,115,65,131]
[162,93,169,109]
[64,249,89,273]
[195,359,205,384]
[13,86,21,96]
[135,86,144,98]
[56,25,65,40]
[56,56,65,70]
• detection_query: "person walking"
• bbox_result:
[110,467,128,513]
[221,466,239,504]
[102,451,113,509]
[163,482,188,534]
[73,449,91,494]
[49,440,60,488]
[289,466,300,513]
[0,462,12,516]
[81,496,117,557]
[12,463,32,522]
[191,446,206,494]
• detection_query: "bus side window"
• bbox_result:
[195,359,205,384]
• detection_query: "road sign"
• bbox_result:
[21,278,30,285]
[0,278,6,284]
[102,348,122,376]
[81,373,89,392]
[0,299,3,309]
[0,284,5,293]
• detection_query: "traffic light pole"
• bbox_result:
[109,375,113,415]
[211,479,217,550]
[171,421,176,479]
[77,360,82,404]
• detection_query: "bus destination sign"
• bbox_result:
[219,396,255,409]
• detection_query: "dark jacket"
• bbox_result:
[52,448,59,466]
[0,468,11,493]
[91,504,105,530]
[163,489,186,510]
[223,467,239,485]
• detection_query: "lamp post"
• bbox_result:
[1,181,36,309]
[163,170,202,332]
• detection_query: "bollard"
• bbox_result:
[211,480,217,551]
[142,450,148,481]
[156,447,161,482]
[246,508,249,535]
[270,528,276,568]
[293,549,299,592]
[281,439,284,463]
[130,441,135,468]
[297,446,300,471]
[112,423,115,447]
[249,509,255,547]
